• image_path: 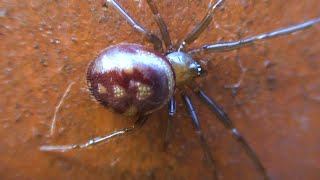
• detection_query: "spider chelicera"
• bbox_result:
[40,0,320,179]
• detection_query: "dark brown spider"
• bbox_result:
[40,0,320,179]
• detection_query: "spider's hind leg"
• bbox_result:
[190,83,270,180]
[40,115,148,152]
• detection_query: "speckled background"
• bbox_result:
[0,0,319,180]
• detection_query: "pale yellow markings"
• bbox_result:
[136,82,152,100]
[98,83,107,94]
[113,85,125,98]
[134,50,175,115]
[123,67,133,74]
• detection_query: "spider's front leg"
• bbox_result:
[188,18,320,54]
[105,0,163,51]
[181,93,218,180]
[190,83,270,180]
[179,0,225,51]
[146,0,172,51]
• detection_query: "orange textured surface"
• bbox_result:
[0,0,320,180]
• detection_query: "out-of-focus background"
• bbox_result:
[0,0,319,179]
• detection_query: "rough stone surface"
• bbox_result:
[0,0,319,180]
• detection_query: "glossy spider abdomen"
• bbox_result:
[87,43,175,116]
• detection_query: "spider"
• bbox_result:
[40,0,320,179]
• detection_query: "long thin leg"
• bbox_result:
[164,96,176,149]
[182,94,218,180]
[189,18,320,54]
[50,82,74,136]
[146,0,172,51]
[105,0,163,51]
[179,0,224,51]
[191,84,270,180]
[40,115,148,152]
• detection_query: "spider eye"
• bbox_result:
[196,63,207,77]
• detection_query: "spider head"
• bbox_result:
[166,51,207,86]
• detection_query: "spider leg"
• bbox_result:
[179,0,224,51]
[50,82,75,136]
[191,84,270,180]
[182,93,218,180]
[189,18,320,54]
[146,0,172,52]
[105,0,163,51]
[164,96,176,150]
[40,115,148,152]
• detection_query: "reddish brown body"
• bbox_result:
[87,43,175,116]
